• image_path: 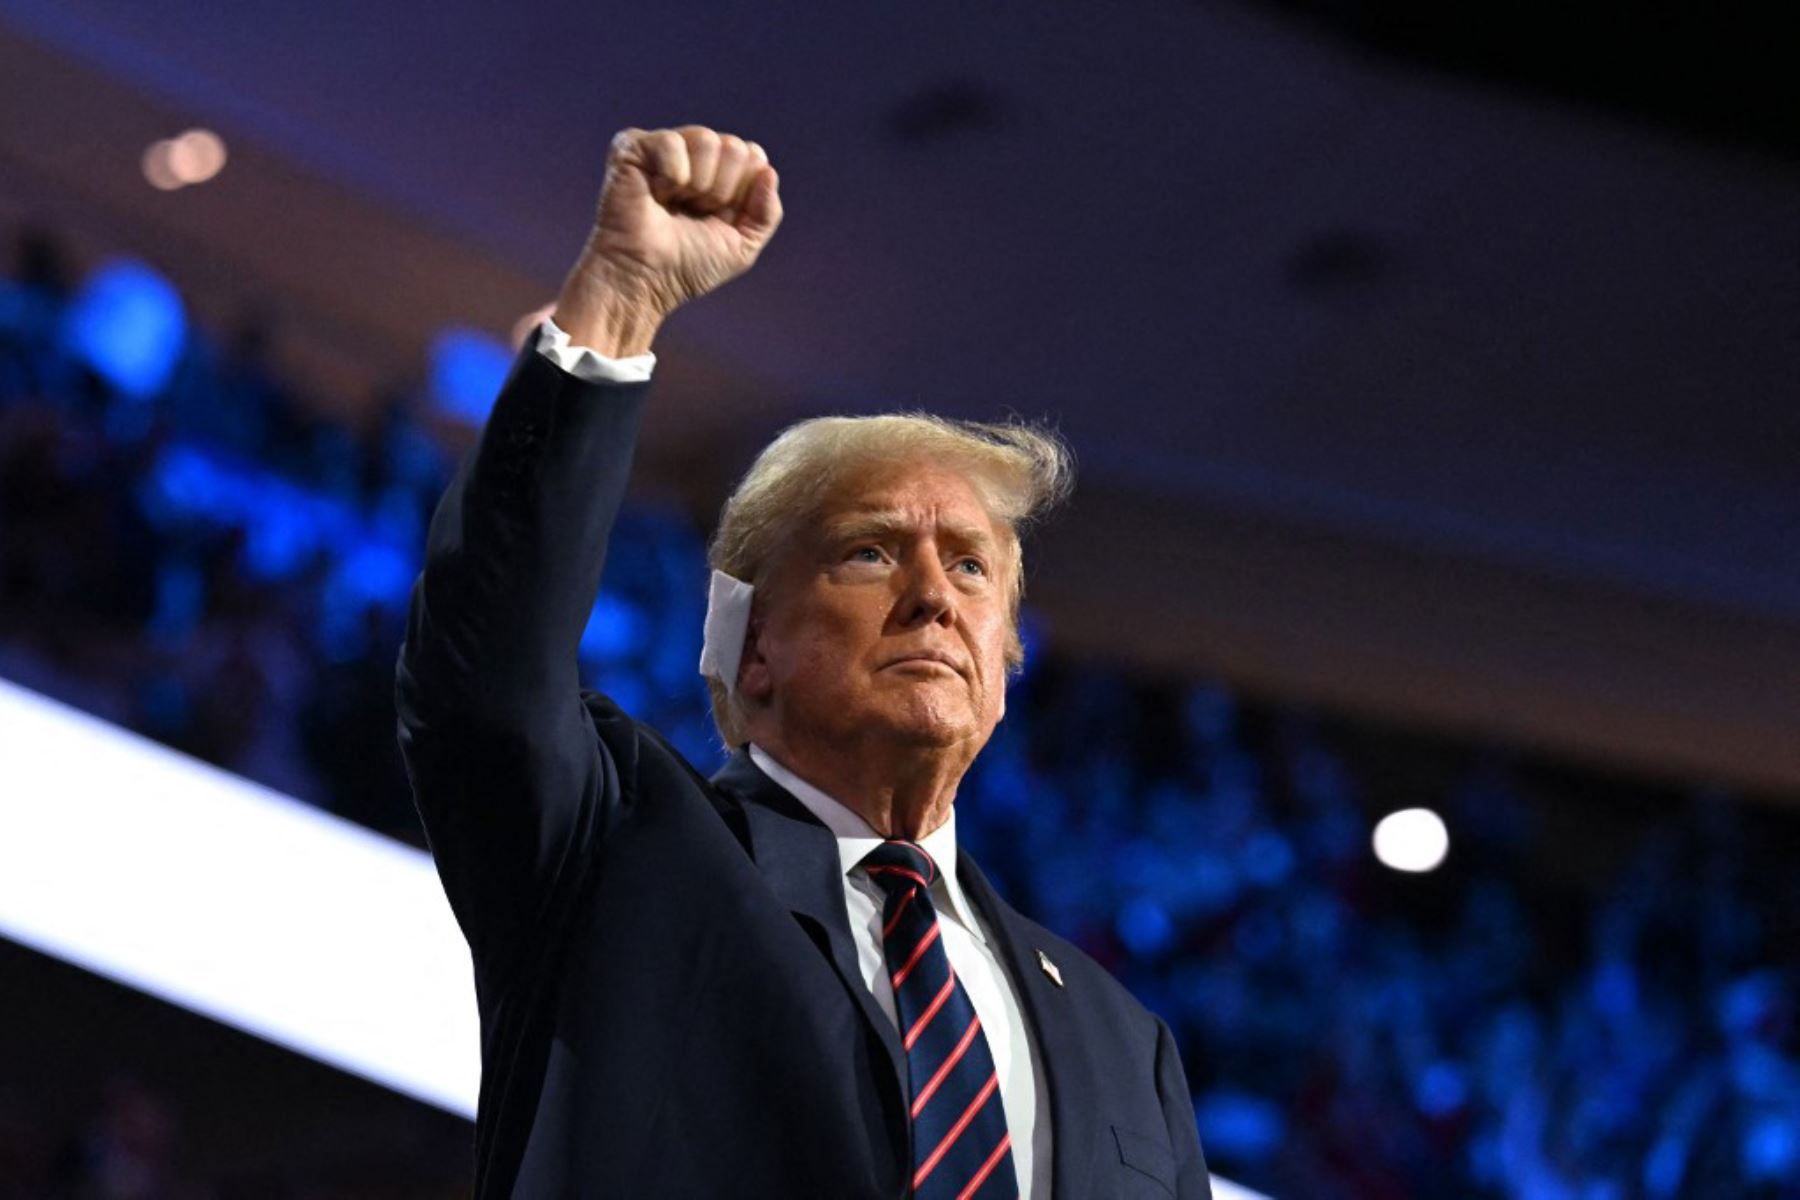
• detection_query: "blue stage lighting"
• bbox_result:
[429,328,512,422]
[1414,1061,1468,1117]
[581,594,647,662]
[1743,1115,1798,1181]
[1116,895,1175,956]
[1195,1090,1284,1162]
[61,258,187,399]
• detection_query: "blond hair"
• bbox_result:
[705,412,1072,746]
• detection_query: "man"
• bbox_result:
[397,124,1210,1198]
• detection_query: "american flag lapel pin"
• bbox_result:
[1037,949,1064,988]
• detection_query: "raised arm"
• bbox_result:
[395,126,783,979]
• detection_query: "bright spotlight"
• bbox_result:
[141,129,228,191]
[141,139,182,191]
[168,128,228,185]
[1372,807,1449,873]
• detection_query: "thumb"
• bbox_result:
[737,167,783,244]
[601,128,657,208]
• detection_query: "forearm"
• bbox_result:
[392,122,776,979]
[400,343,651,727]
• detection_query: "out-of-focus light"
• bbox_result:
[1211,1182,1273,1200]
[1115,896,1174,956]
[1195,1089,1286,1161]
[141,129,228,191]
[61,258,187,399]
[429,326,513,422]
[1372,807,1449,873]
[141,140,182,190]
[1414,1060,1468,1117]
[168,128,227,184]
[1744,1114,1799,1180]
[581,594,647,661]
[0,677,479,1115]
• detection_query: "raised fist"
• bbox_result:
[574,125,783,321]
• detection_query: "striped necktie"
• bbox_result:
[861,840,1019,1200]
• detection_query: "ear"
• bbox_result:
[736,613,773,702]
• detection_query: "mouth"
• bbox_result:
[882,650,967,677]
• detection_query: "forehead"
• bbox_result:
[816,459,1005,541]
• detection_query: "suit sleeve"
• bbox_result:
[1154,1015,1213,1199]
[394,337,651,981]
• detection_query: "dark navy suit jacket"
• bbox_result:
[395,339,1212,1198]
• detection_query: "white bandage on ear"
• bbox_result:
[698,570,756,698]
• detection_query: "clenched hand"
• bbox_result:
[554,125,784,356]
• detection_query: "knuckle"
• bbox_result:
[608,128,641,159]
[658,133,691,178]
[634,129,677,168]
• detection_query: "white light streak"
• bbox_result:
[0,676,478,1117]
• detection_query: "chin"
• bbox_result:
[875,699,985,749]
[888,720,968,749]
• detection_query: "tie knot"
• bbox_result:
[860,839,939,895]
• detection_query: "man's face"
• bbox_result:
[741,459,1012,758]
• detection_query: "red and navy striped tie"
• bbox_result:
[862,840,1019,1200]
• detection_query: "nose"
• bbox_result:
[898,553,955,628]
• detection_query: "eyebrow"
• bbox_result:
[824,510,1001,554]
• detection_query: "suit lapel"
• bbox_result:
[958,853,1103,1200]
[710,749,909,1091]
[712,752,1098,1192]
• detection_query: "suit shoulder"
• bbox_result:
[577,688,739,812]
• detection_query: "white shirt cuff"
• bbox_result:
[534,315,656,384]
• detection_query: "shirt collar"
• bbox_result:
[748,743,987,943]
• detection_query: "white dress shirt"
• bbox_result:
[534,320,1054,1196]
[750,745,1052,1200]
[534,317,657,383]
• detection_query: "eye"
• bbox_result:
[953,557,987,577]
[847,545,885,563]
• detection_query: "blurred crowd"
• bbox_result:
[1,229,1796,1198]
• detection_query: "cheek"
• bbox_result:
[978,603,1011,661]
[770,605,873,689]
[971,617,1012,699]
